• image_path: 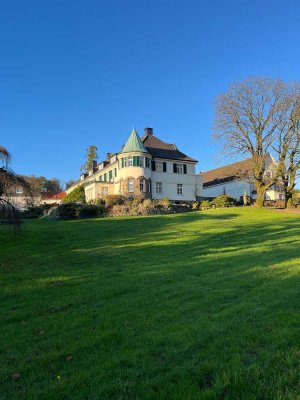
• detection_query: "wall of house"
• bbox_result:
[203,180,252,200]
[151,161,201,201]
[265,188,285,200]
[70,154,202,202]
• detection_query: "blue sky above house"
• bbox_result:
[1,0,300,186]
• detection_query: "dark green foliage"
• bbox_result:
[21,204,52,219]
[0,208,300,399]
[77,204,106,218]
[57,203,79,219]
[46,203,106,219]
[63,186,86,203]
[210,194,237,208]
[80,145,98,173]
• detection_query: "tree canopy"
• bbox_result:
[63,185,86,203]
[0,146,32,225]
[80,145,98,174]
[214,77,300,207]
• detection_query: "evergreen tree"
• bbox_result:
[80,145,98,174]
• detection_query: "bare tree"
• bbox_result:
[213,77,300,207]
[273,85,300,206]
[0,146,32,225]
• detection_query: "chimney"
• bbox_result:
[144,127,153,136]
[92,160,97,169]
[107,152,112,159]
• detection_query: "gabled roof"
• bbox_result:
[200,158,254,187]
[121,128,148,154]
[141,133,197,162]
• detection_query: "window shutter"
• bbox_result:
[152,160,156,171]
[163,162,167,172]
[173,163,177,173]
[183,164,187,174]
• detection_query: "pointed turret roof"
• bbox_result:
[121,127,149,154]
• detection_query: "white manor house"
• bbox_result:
[67,127,202,202]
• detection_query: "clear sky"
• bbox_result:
[1,0,300,186]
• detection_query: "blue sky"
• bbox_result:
[1,0,300,185]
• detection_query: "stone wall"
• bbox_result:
[120,176,151,199]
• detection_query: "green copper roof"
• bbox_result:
[121,127,149,154]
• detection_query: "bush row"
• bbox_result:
[192,194,237,210]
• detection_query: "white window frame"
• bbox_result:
[128,179,134,192]
[16,187,23,194]
[156,182,163,194]
[139,157,145,167]
[177,184,183,195]
[128,157,133,167]
[175,163,183,174]
[155,161,164,172]
[102,187,108,196]
[139,179,145,192]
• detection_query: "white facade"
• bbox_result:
[151,160,202,201]
[67,128,202,202]
[202,154,285,201]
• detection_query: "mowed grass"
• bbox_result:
[1,208,300,400]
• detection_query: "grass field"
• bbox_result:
[1,208,300,400]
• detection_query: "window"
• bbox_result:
[109,170,113,181]
[114,168,117,177]
[173,163,187,174]
[145,157,150,168]
[104,173,107,181]
[128,178,134,192]
[140,179,145,192]
[16,187,23,194]
[139,157,145,167]
[128,157,133,167]
[132,156,139,166]
[152,161,167,172]
[102,187,108,196]
[156,182,163,194]
[155,161,163,172]
[121,157,127,168]
[177,184,183,195]
[279,194,284,200]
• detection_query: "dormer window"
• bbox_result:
[16,187,23,194]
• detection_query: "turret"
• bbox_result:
[118,127,152,198]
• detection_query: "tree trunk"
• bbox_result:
[255,186,266,208]
[285,190,293,208]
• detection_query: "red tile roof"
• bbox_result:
[41,192,67,200]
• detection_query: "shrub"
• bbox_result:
[103,195,125,208]
[78,204,107,218]
[109,204,131,216]
[58,203,80,219]
[63,186,86,203]
[210,195,236,208]
[192,202,200,210]
[21,204,52,219]
[95,198,105,206]
[200,200,210,209]
[158,197,171,207]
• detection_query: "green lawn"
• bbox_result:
[1,208,300,400]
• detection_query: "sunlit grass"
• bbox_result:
[1,208,300,399]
